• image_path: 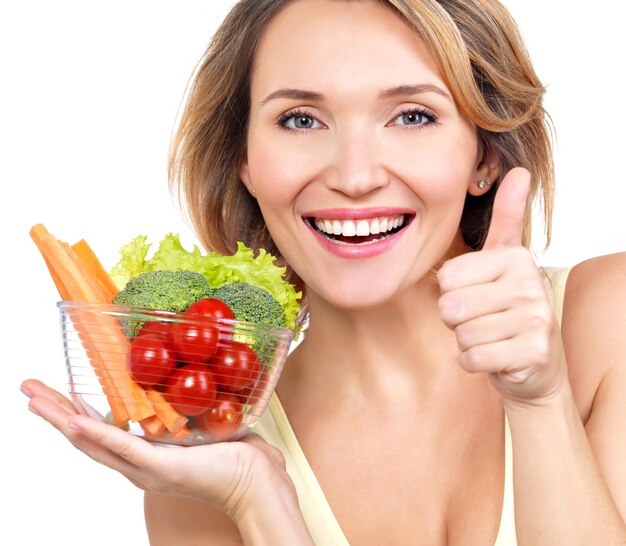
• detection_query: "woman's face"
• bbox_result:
[240,0,490,309]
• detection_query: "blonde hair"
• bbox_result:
[169,0,554,279]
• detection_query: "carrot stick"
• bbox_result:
[71,239,119,302]
[170,425,190,441]
[30,225,71,300]
[65,304,155,423]
[30,224,156,423]
[145,388,189,434]
[31,225,127,422]
[47,240,132,424]
[140,415,167,437]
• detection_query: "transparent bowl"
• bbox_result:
[59,300,295,446]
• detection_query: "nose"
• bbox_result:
[325,126,389,197]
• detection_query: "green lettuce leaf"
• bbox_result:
[146,233,205,273]
[109,234,302,330]
[109,235,151,289]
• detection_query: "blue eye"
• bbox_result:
[278,110,323,131]
[392,108,438,128]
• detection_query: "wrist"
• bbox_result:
[236,481,314,546]
[502,382,577,427]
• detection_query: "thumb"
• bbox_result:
[483,167,531,249]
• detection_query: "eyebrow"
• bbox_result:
[260,84,451,105]
[379,84,451,101]
[261,89,324,105]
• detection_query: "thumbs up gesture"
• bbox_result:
[438,168,567,405]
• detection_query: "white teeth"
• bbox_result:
[355,220,370,236]
[342,220,356,236]
[313,214,407,238]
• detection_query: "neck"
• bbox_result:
[285,271,461,404]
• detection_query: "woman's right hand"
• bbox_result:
[21,378,295,525]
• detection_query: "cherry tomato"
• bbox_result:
[171,317,220,363]
[238,370,272,406]
[186,298,234,321]
[209,340,261,392]
[137,321,173,340]
[128,334,177,386]
[186,298,234,339]
[195,392,243,439]
[164,363,217,416]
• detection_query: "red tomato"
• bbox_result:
[164,363,217,416]
[209,340,261,392]
[186,298,234,321]
[171,317,220,363]
[137,321,173,340]
[238,370,272,407]
[195,392,243,439]
[128,334,177,386]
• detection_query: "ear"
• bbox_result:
[467,141,501,197]
[237,153,255,198]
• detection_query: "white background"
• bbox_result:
[2,1,624,544]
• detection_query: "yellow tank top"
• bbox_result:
[253,266,572,545]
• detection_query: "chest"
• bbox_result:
[293,394,506,545]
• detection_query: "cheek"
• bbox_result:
[381,130,478,209]
[244,129,312,245]
[245,128,324,197]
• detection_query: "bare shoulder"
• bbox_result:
[565,251,626,302]
[561,252,626,516]
[560,252,626,422]
[144,491,243,546]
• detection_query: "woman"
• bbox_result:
[22,0,626,544]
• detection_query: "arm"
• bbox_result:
[22,380,314,546]
[145,493,243,545]
[145,489,314,546]
[506,253,626,545]
[438,169,626,544]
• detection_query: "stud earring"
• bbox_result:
[477,179,492,190]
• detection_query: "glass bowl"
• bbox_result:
[58,300,295,446]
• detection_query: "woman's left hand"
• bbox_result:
[437,167,568,407]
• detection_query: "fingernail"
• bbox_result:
[29,406,40,417]
[21,385,32,398]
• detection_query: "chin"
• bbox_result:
[308,273,414,311]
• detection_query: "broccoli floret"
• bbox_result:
[212,282,287,362]
[212,282,286,328]
[113,270,213,312]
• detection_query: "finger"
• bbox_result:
[28,395,142,477]
[453,309,525,351]
[458,330,546,377]
[439,282,511,328]
[458,339,523,375]
[66,413,160,470]
[64,415,146,478]
[438,245,535,293]
[482,167,530,250]
[439,266,546,328]
[29,394,75,428]
[22,379,78,415]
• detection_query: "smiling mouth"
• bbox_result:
[305,213,413,245]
